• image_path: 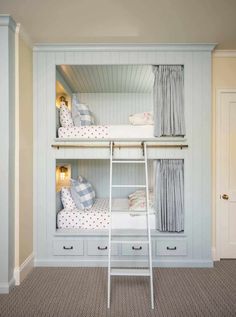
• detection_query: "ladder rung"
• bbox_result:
[112,185,146,188]
[111,240,149,244]
[112,160,145,164]
[110,268,150,276]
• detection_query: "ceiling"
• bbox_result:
[1,0,236,49]
[57,65,154,93]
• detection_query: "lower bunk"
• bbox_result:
[57,197,156,230]
[55,158,184,233]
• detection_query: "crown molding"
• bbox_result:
[33,43,216,52]
[0,15,16,32]
[213,50,236,57]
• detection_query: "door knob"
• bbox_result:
[222,194,229,200]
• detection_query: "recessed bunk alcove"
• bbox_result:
[55,64,186,141]
[34,44,214,268]
[55,158,185,234]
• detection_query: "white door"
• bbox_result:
[217,91,236,258]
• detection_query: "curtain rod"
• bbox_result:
[154,65,184,69]
[51,143,188,150]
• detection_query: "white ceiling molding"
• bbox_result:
[213,50,236,57]
[34,43,216,52]
[0,15,16,32]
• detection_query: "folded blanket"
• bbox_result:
[129,112,154,125]
[128,190,154,211]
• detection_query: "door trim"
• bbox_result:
[215,89,236,260]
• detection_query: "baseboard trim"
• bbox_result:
[0,277,15,294]
[35,258,213,268]
[212,247,219,261]
[14,253,34,285]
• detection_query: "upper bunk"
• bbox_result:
[54,64,187,150]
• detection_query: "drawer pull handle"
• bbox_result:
[63,246,73,250]
[132,246,142,251]
[166,246,177,251]
[98,246,108,250]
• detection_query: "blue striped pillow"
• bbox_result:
[71,176,95,210]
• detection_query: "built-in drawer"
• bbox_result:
[87,240,118,256]
[121,243,148,256]
[156,239,187,256]
[53,239,84,256]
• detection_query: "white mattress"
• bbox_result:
[58,125,154,139]
[57,198,156,230]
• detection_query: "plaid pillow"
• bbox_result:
[74,103,94,126]
[71,176,95,210]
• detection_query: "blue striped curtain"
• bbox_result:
[153,65,185,137]
[155,159,184,232]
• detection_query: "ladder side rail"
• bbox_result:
[107,141,113,309]
[144,142,154,309]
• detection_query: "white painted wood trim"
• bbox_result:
[0,14,16,295]
[35,259,213,268]
[14,23,20,272]
[0,277,15,294]
[215,89,236,261]
[211,247,218,261]
[214,50,236,57]
[14,253,34,286]
[33,43,216,52]
[0,15,17,32]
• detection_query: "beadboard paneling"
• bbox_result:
[57,64,154,93]
[78,93,153,125]
[76,159,153,198]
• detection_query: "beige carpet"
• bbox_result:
[0,260,236,317]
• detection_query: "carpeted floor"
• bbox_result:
[0,260,236,317]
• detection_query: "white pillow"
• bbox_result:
[60,103,74,128]
[61,187,77,211]
[129,112,154,125]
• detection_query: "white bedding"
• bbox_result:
[57,198,156,230]
[58,125,154,139]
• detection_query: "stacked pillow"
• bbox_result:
[59,102,74,128]
[60,187,77,211]
[60,176,96,211]
[71,93,94,126]
[128,190,154,211]
[129,112,154,125]
[59,96,94,128]
[70,176,95,210]
[72,103,94,126]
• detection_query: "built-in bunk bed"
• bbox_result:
[34,44,214,268]
[54,64,185,235]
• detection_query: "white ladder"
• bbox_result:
[107,142,154,309]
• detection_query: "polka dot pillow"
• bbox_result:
[60,187,77,211]
[59,102,74,128]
